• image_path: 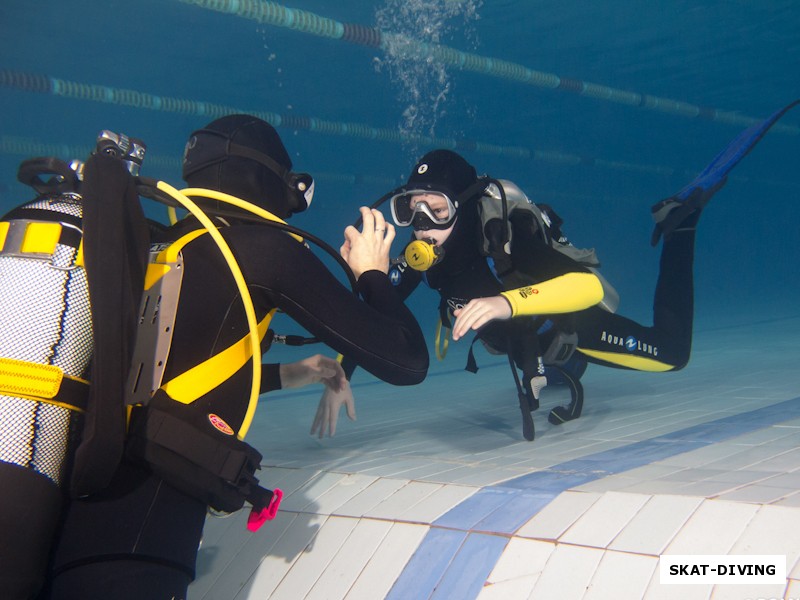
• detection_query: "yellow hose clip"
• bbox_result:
[434,317,450,361]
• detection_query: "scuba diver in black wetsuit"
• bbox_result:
[40,115,428,600]
[315,148,704,442]
[313,99,800,441]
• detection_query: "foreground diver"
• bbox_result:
[40,115,428,600]
[319,99,798,441]
[0,130,359,599]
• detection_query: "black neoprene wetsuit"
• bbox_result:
[43,220,428,600]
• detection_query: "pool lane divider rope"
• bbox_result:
[175,0,799,135]
[0,70,753,178]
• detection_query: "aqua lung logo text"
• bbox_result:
[388,258,408,286]
[600,331,658,356]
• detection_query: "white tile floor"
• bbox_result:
[189,315,800,600]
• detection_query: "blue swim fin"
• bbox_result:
[651,99,800,245]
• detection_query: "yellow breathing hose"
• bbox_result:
[434,317,450,361]
[155,182,286,439]
[179,188,303,243]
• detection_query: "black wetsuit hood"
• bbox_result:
[426,197,482,282]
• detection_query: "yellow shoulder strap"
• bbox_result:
[161,310,275,406]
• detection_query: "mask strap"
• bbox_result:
[454,176,492,207]
[184,128,313,211]
[228,143,312,193]
[227,142,291,182]
[227,142,313,212]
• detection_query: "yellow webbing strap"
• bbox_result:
[154,184,306,438]
[0,221,84,264]
[0,357,63,399]
[577,348,674,372]
[0,358,88,412]
[161,311,274,406]
[75,239,85,267]
[434,317,450,361]
[143,263,171,291]
[21,221,62,254]
[157,229,206,263]
[142,229,206,292]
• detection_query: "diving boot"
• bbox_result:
[650,185,716,246]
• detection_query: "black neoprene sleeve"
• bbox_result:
[199,225,430,385]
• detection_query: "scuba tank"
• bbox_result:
[0,131,146,493]
[0,132,150,598]
[0,156,93,489]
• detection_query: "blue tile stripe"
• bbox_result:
[386,530,509,600]
[437,396,800,534]
[430,533,510,600]
[391,396,800,599]
[385,528,467,600]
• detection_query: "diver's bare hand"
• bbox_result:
[451,296,513,340]
[310,380,356,438]
[279,354,346,391]
[342,207,395,279]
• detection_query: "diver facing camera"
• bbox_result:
[392,190,455,271]
[386,157,489,272]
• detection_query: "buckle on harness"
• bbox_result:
[247,488,283,532]
[0,219,83,269]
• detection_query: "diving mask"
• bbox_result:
[390,190,458,230]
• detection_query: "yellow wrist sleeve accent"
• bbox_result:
[500,272,604,317]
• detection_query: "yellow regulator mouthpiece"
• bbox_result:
[405,239,444,271]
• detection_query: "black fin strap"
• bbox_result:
[465,339,480,374]
[547,365,584,425]
[508,351,535,441]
